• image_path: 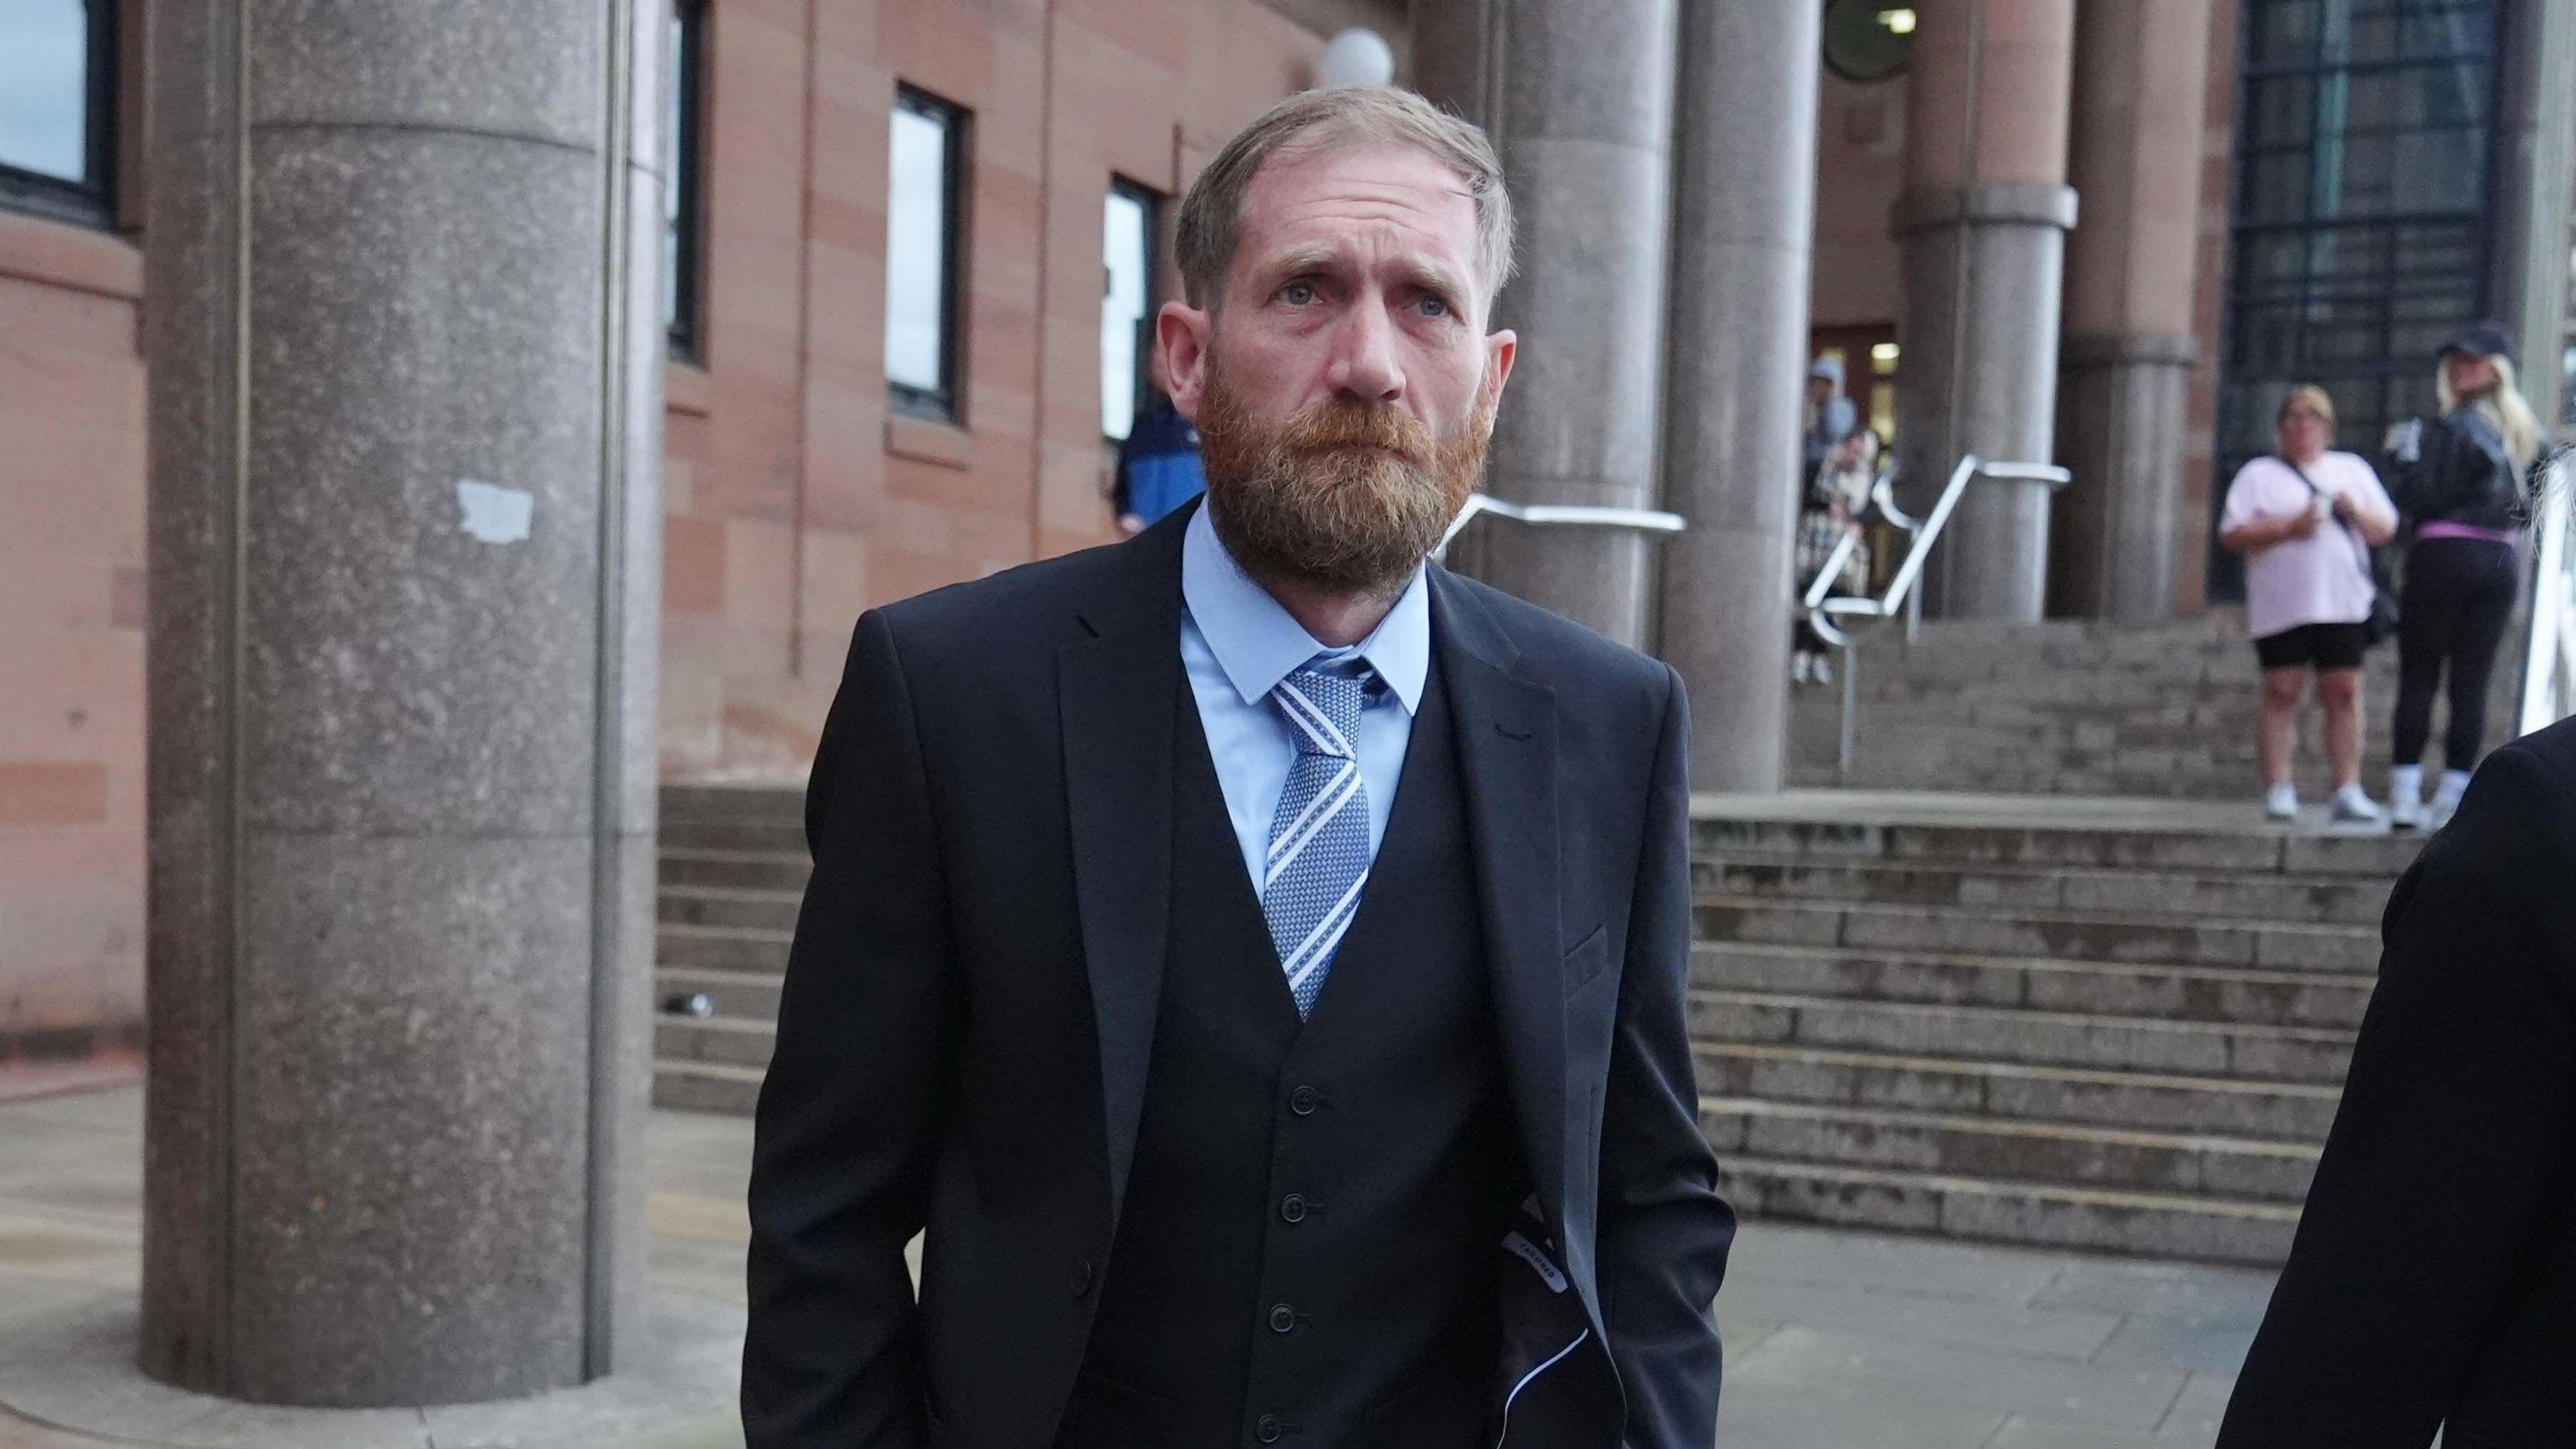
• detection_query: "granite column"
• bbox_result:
[1894,0,2079,621]
[2051,0,2212,622]
[140,0,665,1406]
[1413,0,1679,649]
[1653,0,1822,790]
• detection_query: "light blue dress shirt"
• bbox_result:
[1179,502,1430,895]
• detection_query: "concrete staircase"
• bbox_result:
[652,785,807,1116]
[1692,796,2419,1265]
[649,784,2422,1266]
[1786,611,2517,799]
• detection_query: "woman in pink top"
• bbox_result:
[2219,386,2399,824]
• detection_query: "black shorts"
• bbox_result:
[2253,621,2367,672]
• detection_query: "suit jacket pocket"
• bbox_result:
[1055,1370,1188,1449]
[1564,924,1610,994]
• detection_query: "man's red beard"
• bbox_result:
[1194,360,1493,599]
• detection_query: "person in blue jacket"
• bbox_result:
[1114,346,1210,535]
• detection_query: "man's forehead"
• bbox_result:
[1237,142,1477,264]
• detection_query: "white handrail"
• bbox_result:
[1437,492,1687,555]
[2518,448,2576,737]
[1795,454,2073,780]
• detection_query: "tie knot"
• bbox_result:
[1273,663,1370,758]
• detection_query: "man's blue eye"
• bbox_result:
[1281,282,1316,305]
[1420,296,1450,318]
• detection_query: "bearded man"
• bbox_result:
[742,86,1732,1449]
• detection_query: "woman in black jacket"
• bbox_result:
[2383,321,2541,829]
[2216,716,2576,1447]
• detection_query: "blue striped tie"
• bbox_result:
[1261,662,1373,1018]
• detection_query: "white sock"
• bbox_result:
[2434,769,2473,808]
[2266,782,2298,813]
[2391,764,2423,806]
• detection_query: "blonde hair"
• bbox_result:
[2277,384,2337,435]
[1175,86,1516,315]
[2438,354,2542,473]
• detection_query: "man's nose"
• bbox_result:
[1326,301,1405,404]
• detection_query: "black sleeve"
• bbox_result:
[743,610,961,1448]
[1112,428,1138,515]
[1594,664,1736,1449]
[2216,742,2576,1448]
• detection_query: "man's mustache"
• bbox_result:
[1274,405,1435,466]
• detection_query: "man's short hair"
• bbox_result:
[1174,86,1516,316]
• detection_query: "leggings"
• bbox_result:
[2393,535,2520,769]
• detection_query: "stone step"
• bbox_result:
[1688,989,2355,1083]
[1692,1041,2343,1142]
[1713,1155,2302,1265]
[655,1014,778,1071]
[1694,895,2379,973]
[659,820,808,857]
[656,965,783,1022]
[1691,943,2373,1030]
[1699,1097,2318,1202]
[659,884,803,932]
[662,783,804,826]
[1690,814,2422,877]
[657,922,794,975]
[653,1059,766,1116]
[1695,855,2392,926]
[659,848,812,893]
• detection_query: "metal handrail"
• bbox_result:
[2517,447,2576,737]
[1437,492,1688,556]
[1796,454,2074,778]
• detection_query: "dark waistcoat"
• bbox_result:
[1057,662,1518,1449]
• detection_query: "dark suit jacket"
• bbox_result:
[2218,716,2576,1448]
[742,504,1733,1448]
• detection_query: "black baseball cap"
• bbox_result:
[2438,319,2513,363]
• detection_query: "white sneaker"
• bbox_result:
[2264,783,2299,822]
[1792,652,1812,685]
[2389,765,2424,829]
[2330,785,2387,826]
[2428,769,2473,829]
[1814,656,1834,686]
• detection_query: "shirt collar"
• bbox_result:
[1181,500,1430,716]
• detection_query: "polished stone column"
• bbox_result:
[1654,0,1821,790]
[141,1,663,1406]
[1413,0,1678,649]
[2051,0,2212,622]
[1894,0,2079,621]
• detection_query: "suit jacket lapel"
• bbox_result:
[1061,511,1189,1226]
[1430,570,1569,1235]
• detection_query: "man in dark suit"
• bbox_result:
[2216,710,2576,1448]
[743,84,1733,1449]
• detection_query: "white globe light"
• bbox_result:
[1315,28,1395,89]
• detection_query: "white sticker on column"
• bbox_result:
[455,479,534,544]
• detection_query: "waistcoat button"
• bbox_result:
[1268,1302,1297,1333]
[1069,1260,1094,1298]
[1280,1193,1307,1223]
[1289,1086,1318,1116]
[1255,1413,1282,1443]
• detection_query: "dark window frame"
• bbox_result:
[2208,0,2505,600]
[889,85,969,423]
[666,0,709,362]
[1104,175,1163,443]
[0,0,119,229]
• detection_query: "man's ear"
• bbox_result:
[1159,303,1213,422]
[1482,329,1517,413]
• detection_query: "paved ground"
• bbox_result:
[0,1081,2275,1447]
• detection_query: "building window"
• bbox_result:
[1102,180,1161,441]
[2214,0,2502,597]
[887,87,967,421]
[0,0,117,228]
[665,0,708,362]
